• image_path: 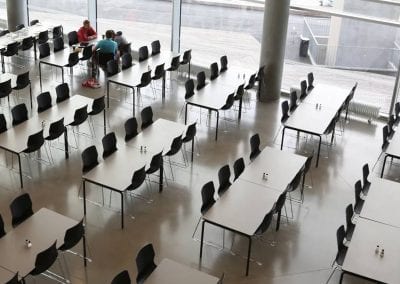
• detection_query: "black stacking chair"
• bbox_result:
[30,19,39,26]
[0,213,5,238]
[124,117,138,141]
[281,100,289,123]
[119,42,131,56]
[38,31,49,45]
[146,151,163,177]
[13,72,31,107]
[166,55,180,76]
[345,204,355,242]
[46,118,65,142]
[354,180,364,214]
[53,36,65,52]
[112,270,131,284]
[289,90,298,112]
[107,59,119,77]
[138,46,149,62]
[299,80,307,100]
[82,146,99,173]
[249,133,261,161]
[126,166,147,194]
[136,70,152,97]
[102,132,118,158]
[68,31,79,46]
[192,181,216,238]
[79,45,93,61]
[196,71,206,90]
[37,91,52,113]
[220,55,228,72]
[152,63,165,82]
[5,273,20,284]
[20,37,34,52]
[180,49,192,77]
[98,52,114,70]
[210,62,219,80]
[0,113,6,133]
[39,42,50,58]
[0,79,12,107]
[1,42,20,69]
[52,25,63,39]
[151,40,161,56]
[388,115,395,139]
[59,219,88,267]
[274,192,288,231]
[245,73,256,91]
[15,24,24,31]
[121,53,133,70]
[362,163,371,196]
[217,165,231,196]
[326,225,347,283]
[382,125,389,151]
[307,72,314,90]
[55,83,70,103]
[11,103,28,126]
[140,106,153,130]
[70,105,89,128]
[0,29,10,37]
[10,193,33,227]
[182,122,197,163]
[255,209,274,236]
[164,134,183,180]
[136,244,157,284]
[29,241,61,281]
[23,130,46,165]
[64,52,80,71]
[233,157,245,181]
[394,102,400,125]
[185,79,195,99]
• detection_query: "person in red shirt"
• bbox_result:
[77,20,97,43]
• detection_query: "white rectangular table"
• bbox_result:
[342,218,400,283]
[107,51,179,115]
[145,258,219,284]
[281,84,351,167]
[0,208,84,279]
[0,95,94,188]
[360,177,400,228]
[201,179,279,276]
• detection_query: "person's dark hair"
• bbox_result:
[105,30,114,39]
[116,31,122,36]
[83,20,90,26]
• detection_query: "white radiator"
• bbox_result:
[348,100,380,123]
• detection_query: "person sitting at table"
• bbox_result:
[94,30,118,56]
[77,20,97,43]
[114,31,131,55]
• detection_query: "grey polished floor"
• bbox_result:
[0,55,391,284]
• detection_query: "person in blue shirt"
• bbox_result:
[94,30,118,56]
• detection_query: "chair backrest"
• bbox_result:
[166,134,183,156]
[25,130,45,153]
[220,55,228,72]
[4,42,20,56]
[245,73,256,90]
[30,19,39,26]
[119,42,132,56]
[395,102,400,122]
[5,273,19,284]
[218,165,231,195]
[15,24,24,31]
[55,83,70,103]
[210,62,219,80]
[181,49,192,64]
[307,72,314,90]
[234,84,244,101]
[300,80,307,99]
[98,52,114,67]
[0,213,5,239]
[68,31,78,46]
[139,70,152,87]
[124,117,138,141]
[289,91,298,112]
[88,96,105,116]
[52,25,63,38]
[362,163,370,189]
[281,100,289,123]
[182,122,197,143]
[0,79,12,98]
[136,243,157,283]
[382,125,389,150]
[185,79,195,99]
[31,241,58,276]
[121,53,133,70]
[354,180,363,205]
[335,225,346,265]
[221,93,234,110]
[81,45,93,59]
[388,115,395,137]
[112,270,131,284]
[256,209,274,235]
[169,55,180,71]
[102,132,118,158]
[0,113,6,134]
[67,52,80,67]
[47,118,65,140]
[39,42,50,58]
[249,133,261,161]
[201,181,216,213]
[153,63,165,81]
[15,71,30,89]
[275,191,287,213]
[21,36,34,50]
[147,151,163,174]
[107,59,119,77]
[81,146,99,173]
[0,29,10,37]
[151,40,161,56]
[60,219,84,251]
[139,46,149,62]
[288,170,302,192]
[38,30,49,44]
[141,106,153,129]
[72,105,88,126]
[196,71,206,90]
[129,166,147,191]
[10,193,33,227]
[233,157,245,181]
[11,103,28,126]
[345,204,354,232]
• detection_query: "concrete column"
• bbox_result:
[171,0,182,53]
[259,0,290,101]
[88,0,97,33]
[6,0,28,32]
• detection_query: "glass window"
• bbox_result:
[0,0,7,26]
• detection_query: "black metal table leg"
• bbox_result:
[120,192,124,229]
[200,220,205,259]
[106,81,110,108]
[159,159,164,192]
[17,153,23,188]
[83,226,87,267]
[246,237,252,276]
[103,109,106,136]
[280,127,286,150]
[83,180,87,216]
[64,128,69,159]
[215,111,219,141]
[39,62,42,91]
[191,138,194,162]
[162,73,166,100]
[381,154,388,178]
[316,135,321,167]
[61,67,64,83]
[238,98,243,120]
[184,103,188,124]
[132,87,135,116]
[29,83,32,109]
